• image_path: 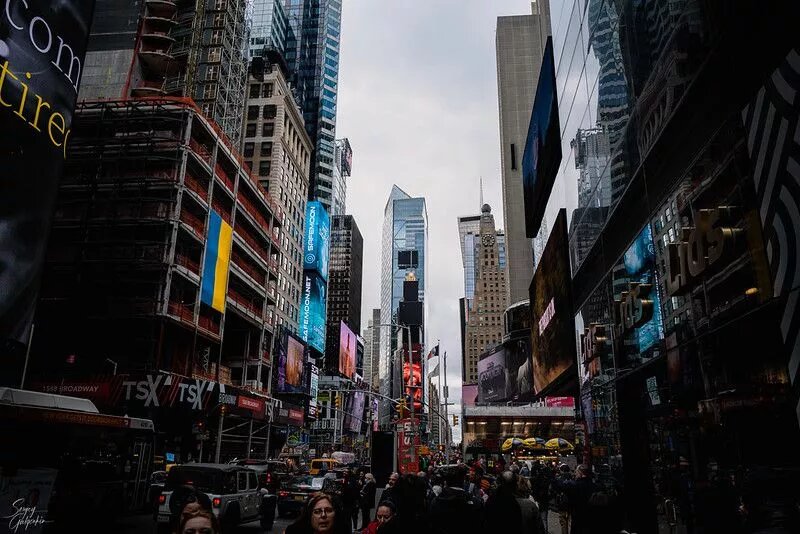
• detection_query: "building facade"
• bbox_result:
[324,215,364,366]
[362,309,381,390]
[248,0,288,58]
[80,0,249,146]
[529,0,800,531]
[284,0,343,210]
[379,186,427,424]
[241,55,313,335]
[495,1,551,304]
[461,205,508,385]
[331,138,353,217]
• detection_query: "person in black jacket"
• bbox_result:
[341,469,361,531]
[360,473,377,528]
[553,464,618,534]
[429,465,483,534]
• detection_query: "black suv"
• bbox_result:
[235,459,293,494]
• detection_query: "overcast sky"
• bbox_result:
[337,0,538,443]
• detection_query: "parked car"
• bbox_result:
[235,459,293,494]
[308,458,340,475]
[277,475,325,517]
[155,463,274,532]
[148,470,167,514]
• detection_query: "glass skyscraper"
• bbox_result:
[248,0,288,58]
[284,0,343,212]
[378,186,427,424]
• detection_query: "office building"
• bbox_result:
[324,215,364,368]
[495,1,551,304]
[379,186,427,424]
[242,53,313,334]
[284,0,343,211]
[331,139,353,217]
[79,0,249,146]
[528,0,800,529]
[460,205,508,385]
[362,309,381,390]
[248,0,288,58]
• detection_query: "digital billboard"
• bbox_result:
[530,209,577,394]
[478,346,508,403]
[617,225,664,354]
[344,390,365,433]
[338,321,357,379]
[0,1,96,355]
[402,361,423,411]
[522,36,562,238]
[300,271,326,353]
[477,336,534,403]
[303,200,330,280]
[278,328,307,394]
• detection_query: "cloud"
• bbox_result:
[337,0,536,443]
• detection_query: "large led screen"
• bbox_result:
[0,1,96,352]
[303,200,330,280]
[344,390,365,433]
[478,346,508,403]
[300,271,326,353]
[530,209,577,394]
[338,321,357,379]
[278,329,307,394]
[522,36,562,238]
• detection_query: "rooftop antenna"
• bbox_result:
[479,176,484,211]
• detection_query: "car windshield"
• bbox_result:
[288,476,323,490]
[166,469,218,492]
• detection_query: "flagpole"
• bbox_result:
[442,350,449,464]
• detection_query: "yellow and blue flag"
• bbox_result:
[200,210,233,312]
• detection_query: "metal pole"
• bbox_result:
[199,439,204,463]
[19,323,35,389]
[215,410,225,463]
[443,351,449,463]
[246,418,254,459]
[406,326,417,469]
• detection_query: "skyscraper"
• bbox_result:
[284,0,343,211]
[324,215,364,369]
[332,139,353,217]
[80,0,249,146]
[361,309,381,390]
[379,186,427,423]
[248,0,289,59]
[460,205,508,384]
[496,1,551,303]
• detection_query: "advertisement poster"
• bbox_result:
[396,418,420,475]
[344,390,365,433]
[0,1,96,360]
[338,321,356,379]
[477,346,507,403]
[618,225,664,355]
[303,200,330,280]
[280,331,306,393]
[402,361,423,411]
[300,271,326,353]
[522,36,561,238]
[530,209,577,394]
[0,467,57,534]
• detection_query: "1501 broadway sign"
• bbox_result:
[0,1,96,357]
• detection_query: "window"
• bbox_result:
[245,123,256,137]
[247,106,259,120]
[202,83,216,99]
[260,141,272,157]
[210,30,223,45]
[262,122,274,137]
[510,143,517,170]
[249,84,260,98]
[263,105,277,119]
[259,160,271,176]
[243,142,254,157]
[208,47,221,63]
[205,65,219,81]
[262,83,274,98]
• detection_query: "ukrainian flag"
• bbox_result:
[200,210,233,312]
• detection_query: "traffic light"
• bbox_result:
[452,415,459,426]
[395,398,406,418]
[335,394,342,409]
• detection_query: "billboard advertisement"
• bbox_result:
[402,361,423,411]
[300,271,326,353]
[616,225,664,355]
[530,209,577,394]
[0,1,96,358]
[278,328,307,394]
[477,336,534,403]
[522,36,562,238]
[303,200,330,280]
[478,346,507,403]
[338,321,357,379]
[344,390,365,433]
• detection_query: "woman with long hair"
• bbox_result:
[285,492,350,534]
[178,510,220,534]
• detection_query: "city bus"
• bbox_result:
[0,388,155,531]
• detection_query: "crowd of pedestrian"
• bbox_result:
[280,460,622,534]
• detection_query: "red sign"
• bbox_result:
[288,409,304,424]
[545,396,575,408]
[396,418,420,475]
[237,396,264,413]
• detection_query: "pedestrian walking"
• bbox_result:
[342,469,361,531]
[285,493,350,534]
[381,472,399,506]
[429,465,483,534]
[361,501,395,534]
[179,510,220,534]
[553,464,619,534]
[360,473,377,528]
[552,464,573,534]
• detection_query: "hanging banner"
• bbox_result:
[0,1,97,365]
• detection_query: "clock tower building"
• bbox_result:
[462,204,509,385]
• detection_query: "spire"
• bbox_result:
[479,176,484,211]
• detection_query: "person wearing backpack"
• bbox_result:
[552,464,618,534]
[551,464,573,534]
